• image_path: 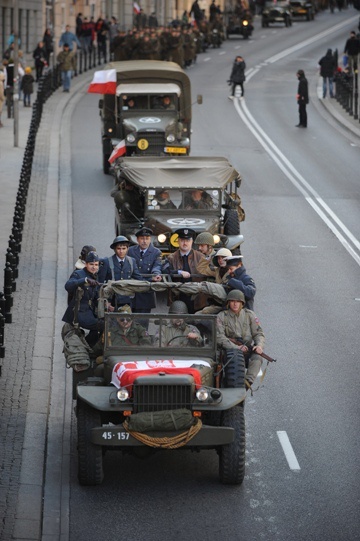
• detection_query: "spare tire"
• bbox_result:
[224,209,240,236]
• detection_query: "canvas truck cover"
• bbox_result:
[115,156,241,190]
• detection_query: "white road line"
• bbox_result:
[277,431,301,471]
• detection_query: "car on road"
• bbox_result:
[111,156,245,254]
[74,283,247,486]
[262,1,293,27]
[289,0,315,20]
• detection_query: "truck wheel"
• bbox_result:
[223,349,245,388]
[77,400,104,485]
[219,403,245,485]
[103,154,110,175]
[224,209,240,236]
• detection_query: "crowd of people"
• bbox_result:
[62,224,264,389]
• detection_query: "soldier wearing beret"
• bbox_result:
[165,228,205,313]
[128,227,162,315]
[62,251,103,346]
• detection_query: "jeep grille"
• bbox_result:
[133,383,193,413]
[135,133,166,155]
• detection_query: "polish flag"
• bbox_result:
[133,2,141,14]
[88,69,117,94]
[109,140,127,164]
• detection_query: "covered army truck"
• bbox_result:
[99,60,201,173]
[111,156,245,254]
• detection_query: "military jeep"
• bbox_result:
[111,156,245,254]
[75,281,246,486]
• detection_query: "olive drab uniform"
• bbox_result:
[216,308,265,384]
[109,322,152,347]
[161,322,202,347]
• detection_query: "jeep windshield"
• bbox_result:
[104,313,216,353]
[146,188,220,211]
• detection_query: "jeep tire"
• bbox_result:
[219,402,245,485]
[77,400,104,485]
[224,209,240,236]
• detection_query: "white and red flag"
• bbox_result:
[133,2,141,14]
[87,69,117,94]
[108,140,127,164]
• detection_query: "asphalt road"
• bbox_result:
[68,11,360,541]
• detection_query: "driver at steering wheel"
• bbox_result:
[161,301,202,347]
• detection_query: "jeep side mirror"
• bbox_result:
[197,94,203,105]
[99,99,103,109]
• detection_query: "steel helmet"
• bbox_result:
[226,290,245,303]
[110,235,130,249]
[195,231,215,246]
[212,248,232,267]
[169,300,189,314]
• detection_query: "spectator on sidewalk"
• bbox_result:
[344,31,360,73]
[319,48,336,98]
[20,67,35,107]
[59,25,81,51]
[57,43,76,93]
[0,70,5,127]
[42,28,54,64]
[32,41,47,82]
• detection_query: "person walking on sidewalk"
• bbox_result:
[319,48,336,98]
[0,70,5,127]
[20,67,34,107]
[296,69,308,128]
[57,43,76,92]
[343,31,360,73]
[228,55,246,100]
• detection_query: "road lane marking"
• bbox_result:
[277,431,301,471]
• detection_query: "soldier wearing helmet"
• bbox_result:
[216,289,265,387]
[195,231,216,259]
[161,301,202,347]
[98,235,143,309]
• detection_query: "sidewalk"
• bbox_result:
[0,71,359,541]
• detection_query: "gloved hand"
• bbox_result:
[227,80,232,86]
[86,278,99,287]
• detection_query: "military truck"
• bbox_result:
[74,280,246,486]
[99,60,201,174]
[111,156,245,254]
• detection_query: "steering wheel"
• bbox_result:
[166,335,189,346]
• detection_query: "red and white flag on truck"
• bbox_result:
[133,2,141,14]
[108,140,127,163]
[87,69,117,94]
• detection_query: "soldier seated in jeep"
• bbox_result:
[108,305,152,347]
[160,301,203,347]
[184,189,214,210]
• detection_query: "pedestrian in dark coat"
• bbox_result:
[42,28,54,63]
[296,69,308,128]
[228,55,246,99]
[32,41,47,81]
[319,49,336,98]
[222,256,256,310]
[127,228,162,313]
[98,236,143,308]
[20,67,34,107]
[62,251,103,346]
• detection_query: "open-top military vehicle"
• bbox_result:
[99,60,201,174]
[111,156,245,254]
[73,280,246,486]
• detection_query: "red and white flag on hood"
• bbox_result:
[133,2,141,14]
[87,69,117,94]
[109,140,127,164]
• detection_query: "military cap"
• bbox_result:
[212,248,232,267]
[110,235,130,249]
[80,245,96,261]
[135,227,153,237]
[85,251,100,263]
[118,304,132,314]
[175,228,196,240]
[225,255,243,267]
[226,290,245,303]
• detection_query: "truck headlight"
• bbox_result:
[196,388,209,401]
[117,388,129,402]
[213,234,221,244]
[126,134,135,143]
[166,134,176,143]
[158,233,167,243]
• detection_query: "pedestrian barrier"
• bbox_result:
[0,47,107,367]
[335,68,359,121]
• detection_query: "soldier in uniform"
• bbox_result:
[161,301,202,347]
[194,231,216,260]
[62,251,103,346]
[127,227,162,316]
[98,236,143,309]
[184,189,214,209]
[217,290,265,388]
[168,27,184,68]
[165,228,205,313]
[112,29,127,61]
[222,255,256,310]
[196,247,232,283]
[109,305,152,347]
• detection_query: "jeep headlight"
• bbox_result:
[158,233,167,244]
[166,134,176,143]
[196,388,209,402]
[213,234,221,245]
[126,134,135,143]
[117,388,129,402]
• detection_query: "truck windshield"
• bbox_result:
[121,94,178,111]
[146,189,220,210]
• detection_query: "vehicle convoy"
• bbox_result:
[225,12,254,39]
[289,0,315,20]
[111,156,245,254]
[262,1,293,27]
[72,281,247,486]
[98,60,202,174]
